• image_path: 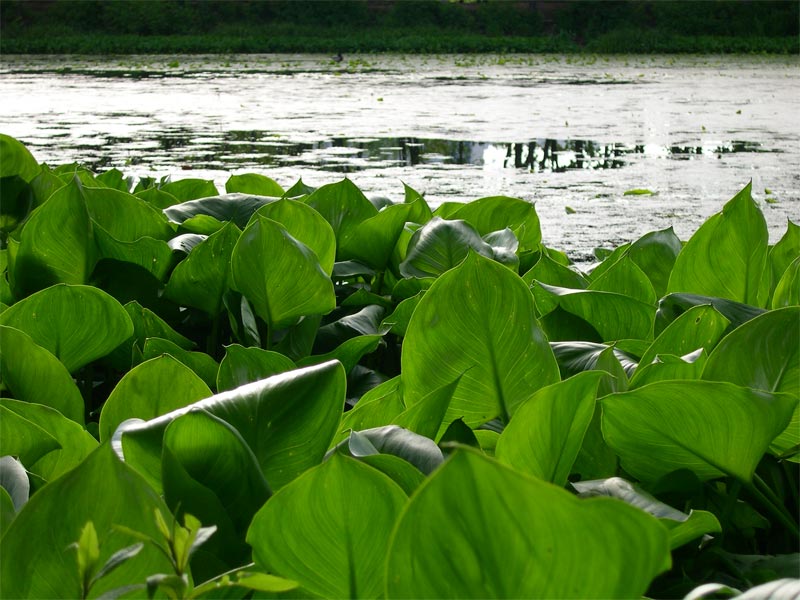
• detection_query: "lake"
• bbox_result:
[1,53,798,264]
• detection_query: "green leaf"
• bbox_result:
[162,410,270,577]
[216,344,296,392]
[99,355,212,442]
[772,255,800,309]
[630,350,707,388]
[120,361,345,491]
[496,372,604,486]
[226,173,284,197]
[602,381,798,483]
[164,221,241,316]
[141,338,219,391]
[626,227,682,297]
[399,217,495,278]
[634,304,730,378]
[588,255,657,305]
[0,284,133,373]
[0,444,173,599]
[0,175,34,235]
[164,193,275,228]
[533,283,655,342]
[0,325,85,423]
[297,334,382,374]
[668,182,769,306]
[73,521,101,588]
[303,178,378,255]
[248,453,406,599]
[159,178,218,202]
[10,178,95,297]
[334,426,444,475]
[340,202,413,271]
[393,377,459,441]
[0,134,40,182]
[256,199,336,274]
[571,477,721,549]
[655,293,765,336]
[522,254,589,290]
[0,398,98,484]
[447,196,541,253]
[702,307,800,460]
[231,216,335,329]
[385,449,670,599]
[82,185,173,242]
[0,404,61,466]
[768,220,800,302]
[403,252,559,427]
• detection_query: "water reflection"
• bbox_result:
[63,127,774,176]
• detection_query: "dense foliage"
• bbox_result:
[0,133,798,598]
[2,0,797,54]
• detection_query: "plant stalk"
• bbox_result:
[745,477,799,538]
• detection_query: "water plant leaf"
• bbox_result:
[385,449,670,599]
[10,178,95,297]
[164,221,241,316]
[635,304,730,376]
[0,398,97,485]
[340,202,413,271]
[447,195,541,253]
[668,182,769,307]
[226,173,284,197]
[602,381,798,483]
[216,344,296,392]
[533,283,655,342]
[99,355,212,442]
[141,337,219,391]
[572,477,721,549]
[768,220,800,301]
[702,307,800,460]
[163,193,275,228]
[162,410,270,577]
[0,404,61,466]
[248,453,406,599]
[588,255,657,305]
[495,371,604,486]
[0,284,133,373]
[771,255,800,309]
[522,254,589,290]
[0,444,173,599]
[332,425,444,475]
[626,227,683,297]
[0,325,85,423]
[630,350,707,388]
[303,178,378,254]
[0,134,40,182]
[231,215,335,330]
[119,361,345,491]
[158,178,218,201]
[0,456,29,514]
[403,252,559,427]
[654,293,765,337]
[256,198,336,274]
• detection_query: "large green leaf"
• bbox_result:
[216,344,296,392]
[533,283,655,342]
[399,217,495,278]
[588,255,657,305]
[0,325,84,423]
[0,284,133,373]
[0,444,172,599]
[248,453,406,599]
[0,404,61,466]
[522,253,589,290]
[158,178,218,201]
[99,355,212,442]
[226,173,284,197]
[141,337,219,391]
[163,193,275,228]
[119,361,346,491]
[702,307,800,460]
[231,215,335,330]
[162,410,270,578]
[385,449,670,599]
[447,196,541,253]
[10,178,95,297]
[403,252,559,427]
[626,227,683,298]
[302,178,378,254]
[495,372,604,486]
[0,134,40,182]
[331,426,444,475]
[256,199,336,274]
[0,399,98,484]
[635,304,730,377]
[602,381,798,483]
[768,220,800,302]
[165,221,241,316]
[772,255,800,308]
[572,477,721,549]
[82,185,173,242]
[340,202,413,271]
[667,182,769,307]
[655,293,765,336]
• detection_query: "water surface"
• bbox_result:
[1,53,797,263]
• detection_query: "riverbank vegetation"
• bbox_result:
[2,0,798,55]
[1,133,798,598]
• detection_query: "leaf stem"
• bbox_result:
[744,477,799,538]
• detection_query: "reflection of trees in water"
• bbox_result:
[501,140,638,172]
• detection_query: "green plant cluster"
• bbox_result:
[1,0,797,55]
[0,133,798,598]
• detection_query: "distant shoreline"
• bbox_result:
[2,30,797,55]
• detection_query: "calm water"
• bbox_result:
[1,53,798,264]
